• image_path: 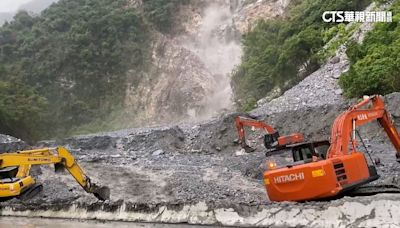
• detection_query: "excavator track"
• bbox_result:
[18,183,43,200]
[350,183,400,196]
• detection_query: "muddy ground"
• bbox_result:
[0,93,400,227]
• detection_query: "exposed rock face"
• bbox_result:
[125,36,216,125]
[122,0,291,127]
[233,0,291,34]
[124,1,237,126]
[177,1,241,120]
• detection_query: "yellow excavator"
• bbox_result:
[0,147,110,201]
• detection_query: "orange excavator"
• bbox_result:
[263,95,400,201]
[235,116,304,153]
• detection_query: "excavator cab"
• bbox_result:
[292,146,314,162]
[291,141,330,162]
[0,166,18,179]
[0,166,40,200]
[264,132,280,150]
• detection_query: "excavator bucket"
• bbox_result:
[241,142,256,153]
[92,185,110,201]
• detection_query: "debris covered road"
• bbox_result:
[1,93,400,227]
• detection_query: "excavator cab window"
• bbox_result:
[291,141,330,163]
[264,132,280,149]
[292,146,313,162]
[0,166,18,179]
[315,144,329,159]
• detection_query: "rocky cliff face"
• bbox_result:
[232,0,291,33]
[124,36,217,125]
[122,0,291,127]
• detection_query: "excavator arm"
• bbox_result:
[235,116,304,153]
[235,116,276,151]
[0,147,110,201]
[328,95,400,159]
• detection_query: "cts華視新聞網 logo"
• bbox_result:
[322,11,393,23]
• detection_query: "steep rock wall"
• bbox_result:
[122,0,291,127]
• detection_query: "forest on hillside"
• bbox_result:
[0,0,398,141]
[340,1,400,98]
[0,0,186,140]
[232,0,399,110]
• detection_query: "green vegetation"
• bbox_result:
[317,23,360,61]
[1,0,395,140]
[0,77,47,140]
[232,0,371,109]
[340,1,400,98]
[143,0,190,33]
[0,0,194,140]
[0,0,150,140]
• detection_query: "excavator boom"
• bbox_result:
[328,95,400,158]
[0,147,110,201]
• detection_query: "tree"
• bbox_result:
[0,0,151,139]
[339,1,400,97]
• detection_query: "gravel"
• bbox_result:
[0,134,27,153]
[251,47,348,117]
[1,93,399,228]
[1,93,399,206]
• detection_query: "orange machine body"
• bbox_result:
[263,95,400,201]
[277,134,305,147]
[264,152,373,201]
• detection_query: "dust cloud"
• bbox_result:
[181,1,242,120]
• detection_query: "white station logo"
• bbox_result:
[274,172,305,184]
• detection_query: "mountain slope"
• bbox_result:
[0,0,150,139]
[0,0,291,140]
[231,0,372,110]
